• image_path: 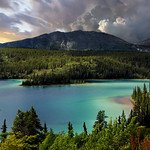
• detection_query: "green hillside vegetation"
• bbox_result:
[0,48,150,85]
[132,84,150,127]
[0,85,150,149]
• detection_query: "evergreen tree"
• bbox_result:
[121,110,126,122]
[132,87,137,99]
[12,107,42,136]
[94,110,107,129]
[39,131,56,150]
[132,84,150,127]
[83,122,87,134]
[127,109,133,125]
[143,83,147,95]
[68,122,74,138]
[118,116,121,125]
[28,106,43,135]
[12,110,27,136]
[43,123,48,134]
[49,128,54,136]
[1,119,7,142]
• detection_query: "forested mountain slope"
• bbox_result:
[0,48,150,85]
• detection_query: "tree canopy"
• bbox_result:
[1,48,150,85]
[12,107,43,136]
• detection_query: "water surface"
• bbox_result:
[0,79,149,133]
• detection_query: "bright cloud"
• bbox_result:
[98,19,109,33]
[113,17,126,26]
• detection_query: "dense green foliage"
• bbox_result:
[0,100,150,149]
[0,48,150,149]
[1,48,150,85]
[132,84,150,127]
[12,107,43,136]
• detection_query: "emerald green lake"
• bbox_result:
[0,79,149,133]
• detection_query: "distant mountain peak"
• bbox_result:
[0,30,134,51]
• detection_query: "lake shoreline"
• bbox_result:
[0,78,149,87]
[20,78,150,87]
[112,96,134,107]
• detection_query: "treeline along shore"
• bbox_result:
[1,48,150,86]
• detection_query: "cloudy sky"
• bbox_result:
[0,0,150,43]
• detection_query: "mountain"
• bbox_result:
[140,39,150,46]
[136,39,150,51]
[0,30,134,51]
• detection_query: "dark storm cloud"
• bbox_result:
[0,0,12,9]
[30,0,92,31]
[0,0,150,42]
[15,13,48,27]
[0,13,20,30]
[70,0,150,42]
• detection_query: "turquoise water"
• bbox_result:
[0,79,149,133]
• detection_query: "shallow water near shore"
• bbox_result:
[0,79,149,133]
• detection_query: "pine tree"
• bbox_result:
[68,122,74,138]
[121,110,126,122]
[12,109,27,136]
[137,86,142,101]
[143,83,147,95]
[43,123,48,134]
[132,84,150,127]
[118,116,121,125]
[127,110,133,125]
[132,87,137,99]
[12,107,42,136]
[27,106,43,135]
[94,110,107,128]
[1,119,7,142]
[120,110,126,131]
[83,122,87,134]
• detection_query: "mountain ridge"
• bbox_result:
[0,30,135,51]
[140,39,150,46]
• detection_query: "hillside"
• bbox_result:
[140,39,150,46]
[0,30,134,51]
[1,48,150,85]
